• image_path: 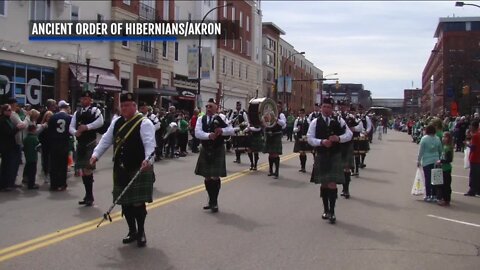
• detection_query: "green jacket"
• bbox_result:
[23,133,39,163]
[178,119,189,133]
[287,115,295,127]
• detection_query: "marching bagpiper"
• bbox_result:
[245,121,264,171]
[293,108,312,173]
[69,90,104,206]
[90,93,156,247]
[195,98,235,213]
[358,105,372,168]
[263,101,287,179]
[337,100,359,198]
[307,103,321,124]
[228,101,249,163]
[307,97,352,224]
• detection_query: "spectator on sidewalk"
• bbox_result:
[465,120,480,196]
[417,124,443,202]
[23,125,40,189]
[0,104,19,191]
[436,132,454,206]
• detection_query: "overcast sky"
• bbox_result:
[261,0,480,98]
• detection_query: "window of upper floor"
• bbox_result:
[71,4,79,21]
[174,42,179,61]
[163,0,170,20]
[30,0,51,21]
[162,41,168,58]
[239,11,243,28]
[0,0,6,17]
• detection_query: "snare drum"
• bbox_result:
[353,136,369,154]
[232,134,250,150]
[248,97,278,128]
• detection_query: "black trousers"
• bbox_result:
[24,161,38,188]
[436,170,452,202]
[49,142,69,189]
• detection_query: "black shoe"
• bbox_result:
[273,174,279,179]
[28,184,40,190]
[122,232,137,244]
[360,164,366,168]
[268,172,274,176]
[340,191,345,197]
[203,205,211,210]
[210,205,219,213]
[78,199,94,206]
[344,193,350,199]
[250,166,254,170]
[351,172,359,176]
[137,232,147,247]
[253,166,257,171]
[233,159,240,163]
[329,214,336,224]
[464,192,476,196]
[322,212,330,220]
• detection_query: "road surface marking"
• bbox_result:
[0,152,298,262]
[427,214,480,228]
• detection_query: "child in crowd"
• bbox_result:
[437,131,454,206]
[23,125,40,189]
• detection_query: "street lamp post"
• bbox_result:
[323,72,338,98]
[282,51,304,111]
[197,3,232,107]
[455,1,480,8]
[85,50,91,85]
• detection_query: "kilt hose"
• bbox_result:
[263,133,282,155]
[310,149,345,185]
[76,141,96,170]
[113,167,155,205]
[195,145,227,178]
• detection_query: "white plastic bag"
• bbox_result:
[411,168,425,196]
[431,168,444,185]
[464,147,470,169]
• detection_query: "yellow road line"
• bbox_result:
[0,152,298,262]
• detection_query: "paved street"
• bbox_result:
[0,131,479,270]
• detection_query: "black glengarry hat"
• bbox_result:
[81,91,94,98]
[322,97,334,105]
[120,93,136,103]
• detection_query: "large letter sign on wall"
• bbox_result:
[26,78,41,105]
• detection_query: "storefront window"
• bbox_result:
[0,60,55,106]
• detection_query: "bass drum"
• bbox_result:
[248,97,278,128]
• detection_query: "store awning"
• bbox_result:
[134,86,177,96]
[176,88,196,101]
[69,64,122,92]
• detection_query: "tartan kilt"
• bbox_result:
[293,139,313,153]
[75,142,96,170]
[310,150,345,184]
[341,142,354,169]
[249,132,265,152]
[195,144,227,177]
[113,169,154,205]
[263,133,282,155]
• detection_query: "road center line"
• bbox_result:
[427,214,480,228]
[0,152,298,262]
